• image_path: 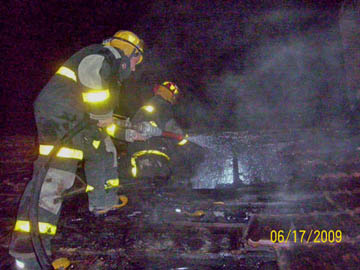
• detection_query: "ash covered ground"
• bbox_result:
[1,128,360,269]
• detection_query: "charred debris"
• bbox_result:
[1,126,360,269]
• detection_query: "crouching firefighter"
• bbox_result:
[9,30,147,270]
[127,81,188,181]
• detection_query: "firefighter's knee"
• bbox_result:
[39,168,76,214]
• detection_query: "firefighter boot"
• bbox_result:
[13,257,42,270]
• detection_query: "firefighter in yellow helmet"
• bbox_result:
[9,30,147,270]
[109,30,144,65]
[127,81,188,181]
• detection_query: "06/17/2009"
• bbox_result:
[270,229,342,244]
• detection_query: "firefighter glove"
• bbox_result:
[125,129,146,142]
[136,121,162,138]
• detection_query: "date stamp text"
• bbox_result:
[270,230,342,244]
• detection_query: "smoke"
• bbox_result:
[133,1,348,131]
[204,9,347,130]
[208,29,346,130]
[126,1,360,192]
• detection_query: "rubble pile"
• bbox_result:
[0,129,360,269]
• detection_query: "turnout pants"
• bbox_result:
[9,112,119,260]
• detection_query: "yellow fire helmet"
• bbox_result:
[153,81,180,104]
[109,30,144,64]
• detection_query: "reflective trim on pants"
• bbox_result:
[14,220,57,235]
[39,145,83,160]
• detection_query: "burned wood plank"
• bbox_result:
[2,127,360,269]
[167,221,248,230]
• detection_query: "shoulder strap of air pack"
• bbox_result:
[100,45,131,81]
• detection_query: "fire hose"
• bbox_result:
[29,119,186,269]
[29,120,91,270]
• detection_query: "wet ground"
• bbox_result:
[1,129,360,269]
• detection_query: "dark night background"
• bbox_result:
[0,0,349,136]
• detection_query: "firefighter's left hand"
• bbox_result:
[97,117,114,128]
